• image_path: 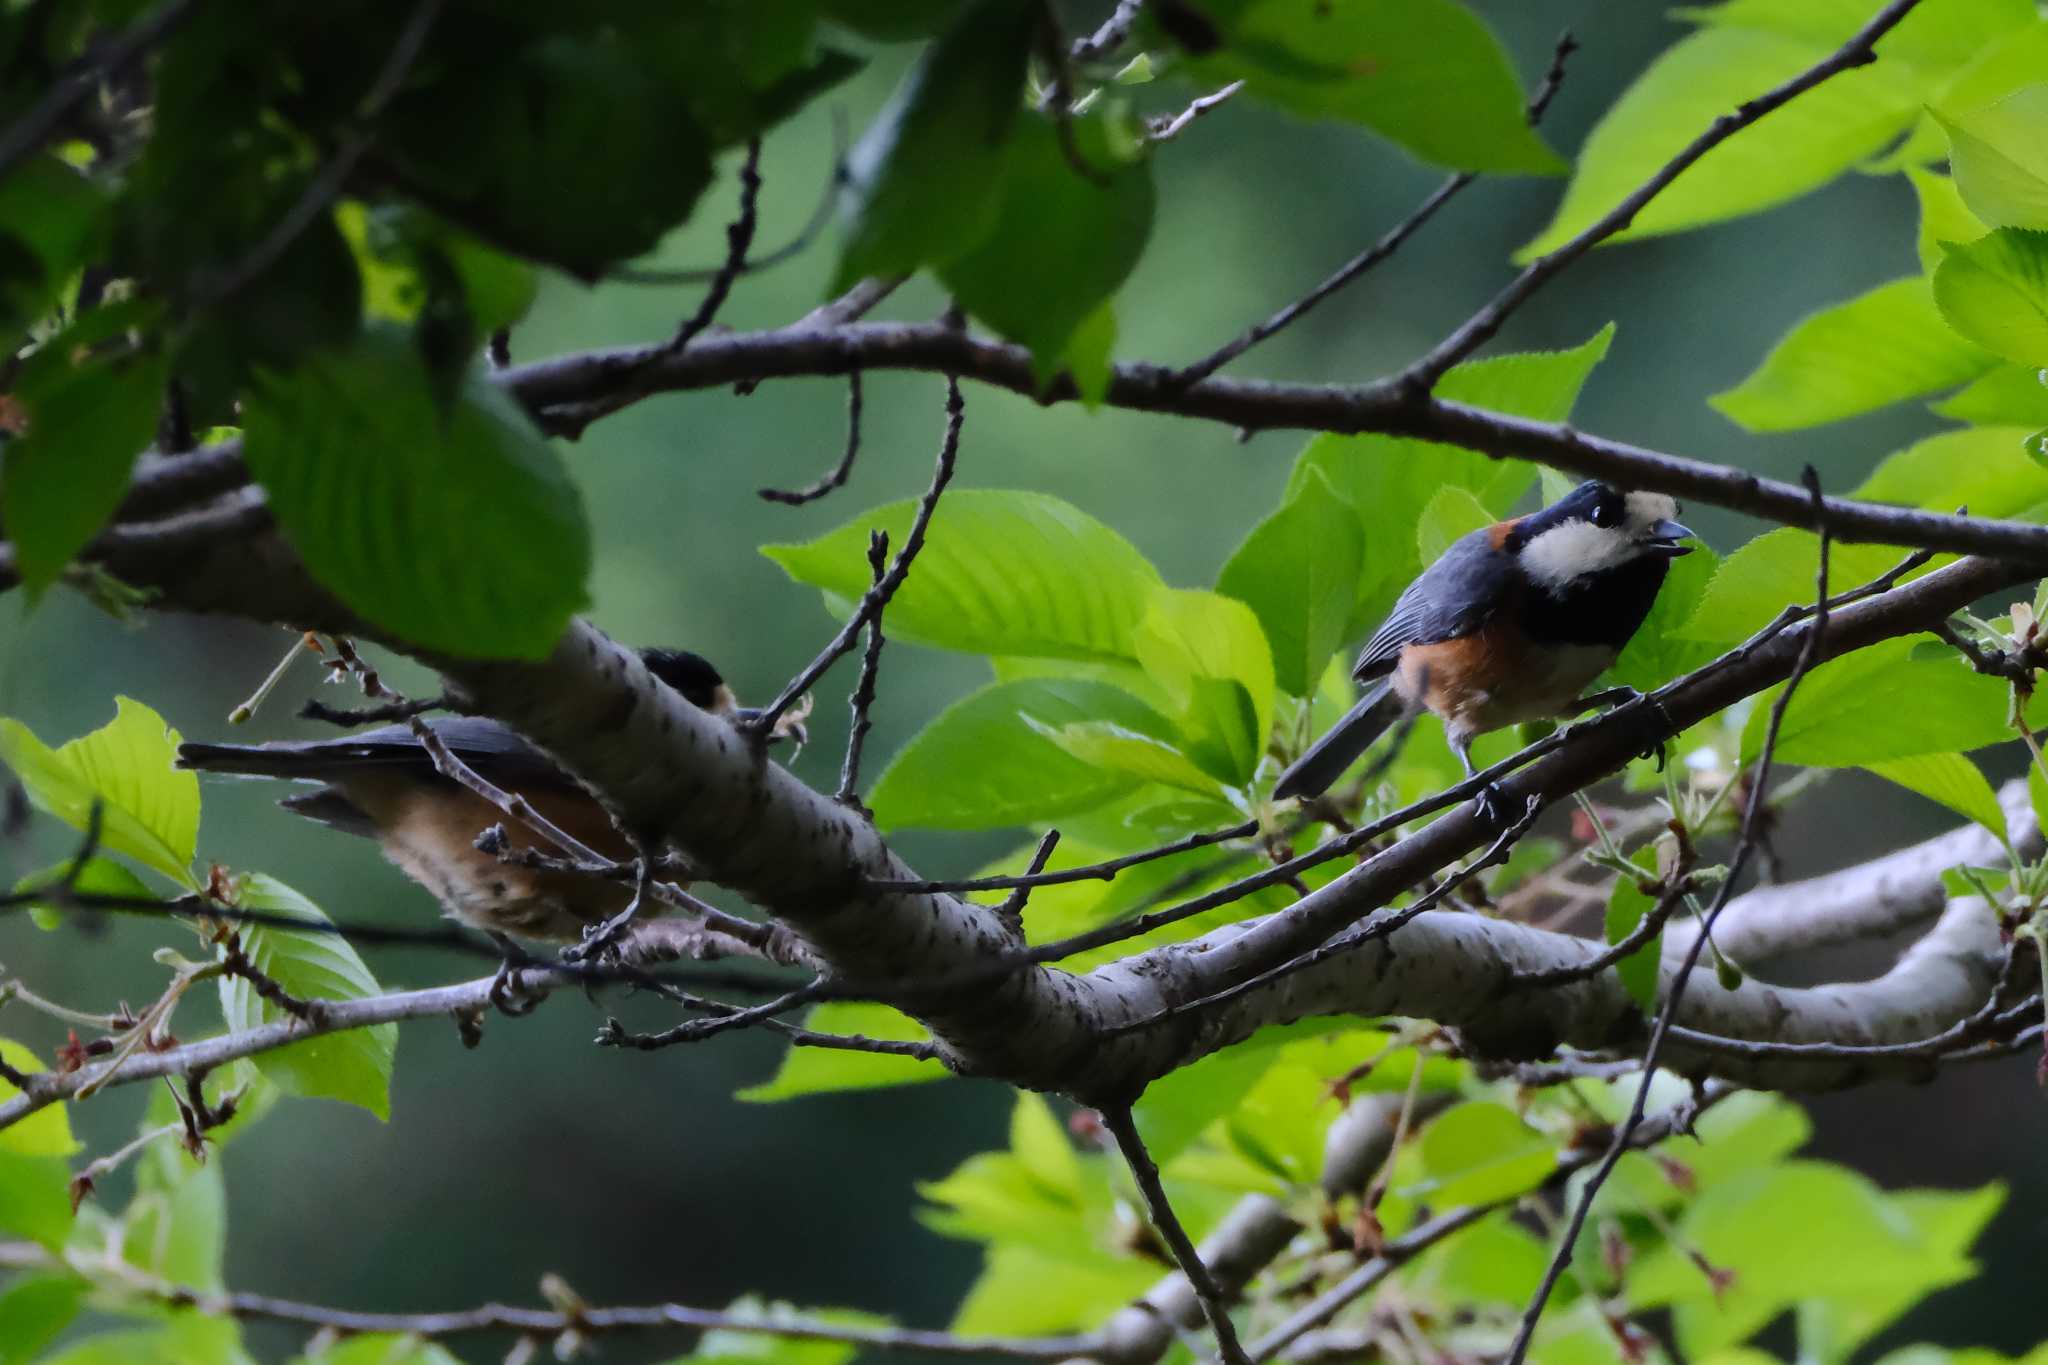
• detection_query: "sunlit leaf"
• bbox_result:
[1217,467,1365,698]
[737,1003,945,1101]
[1863,753,2006,835]
[765,490,1164,661]
[0,697,200,889]
[1931,227,2048,366]
[1133,588,1275,784]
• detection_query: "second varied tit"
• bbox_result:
[176,649,785,944]
[1273,481,1696,805]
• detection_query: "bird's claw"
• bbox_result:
[488,957,540,1017]
[1472,781,1510,827]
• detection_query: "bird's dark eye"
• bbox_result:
[1591,500,1620,529]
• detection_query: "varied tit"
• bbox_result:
[1272,481,1695,807]
[176,649,782,943]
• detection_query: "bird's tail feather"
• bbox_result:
[175,741,333,778]
[1272,683,1407,801]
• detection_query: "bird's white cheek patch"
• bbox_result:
[1519,523,1632,589]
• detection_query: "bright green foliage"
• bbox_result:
[1744,636,2033,764]
[1930,362,2048,422]
[1603,851,1663,1010]
[215,875,396,1119]
[122,1137,227,1292]
[1217,468,1364,698]
[938,110,1155,376]
[832,0,1036,288]
[1855,424,2048,515]
[0,1042,77,1162]
[242,327,592,659]
[870,679,1178,830]
[1132,589,1275,785]
[765,491,1165,662]
[1404,1101,1556,1206]
[1176,0,1565,174]
[1931,228,2048,366]
[1031,718,1232,803]
[39,1316,250,1365]
[0,1276,85,1365]
[1937,86,2048,230]
[1710,278,1992,430]
[1518,24,1920,258]
[0,698,201,889]
[673,1296,891,1365]
[1911,168,1991,272]
[294,1334,463,1365]
[738,1003,944,1101]
[1864,753,2007,834]
[0,318,168,595]
[1680,529,1920,644]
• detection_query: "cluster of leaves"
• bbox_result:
[0,0,1567,657]
[913,1062,2016,1364]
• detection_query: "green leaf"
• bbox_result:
[1687,0,2034,74]
[1864,753,2006,835]
[1518,26,1919,259]
[1060,302,1117,407]
[950,1244,1156,1335]
[1030,720,1230,801]
[1603,855,1662,1012]
[0,1040,78,1159]
[0,1274,86,1365]
[765,490,1164,661]
[1217,468,1365,698]
[1406,1102,1556,1207]
[0,340,168,594]
[1415,486,1493,565]
[295,1335,463,1365]
[1710,278,1993,431]
[0,696,201,889]
[1929,362,2048,423]
[833,0,1036,288]
[938,110,1155,373]
[738,1002,945,1101]
[682,1297,891,1365]
[1609,542,1723,693]
[1411,1213,1547,1306]
[1181,0,1564,174]
[870,678,1176,830]
[123,1139,226,1291]
[12,854,157,932]
[1932,227,2048,366]
[0,1154,72,1251]
[242,326,592,660]
[1853,424,2048,516]
[382,34,713,279]
[1743,637,2029,765]
[1680,530,1919,644]
[1936,86,2048,230]
[1909,168,1990,275]
[43,1317,250,1365]
[0,158,108,335]
[1133,589,1275,784]
[216,875,396,1119]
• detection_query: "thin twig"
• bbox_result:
[656,138,763,357]
[1147,81,1244,143]
[873,819,1259,894]
[749,377,963,739]
[837,529,891,805]
[298,694,447,728]
[1103,1105,1253,1365]
[1070,0,1145,63]
[598,979,825,1050]
[994,830,1062,934]
[1396,0,1924,393]
[1501,467,1836,1365]
[1170,32,1574,387]
[760,373,864,505]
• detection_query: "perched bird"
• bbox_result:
[177,649,769,943]
[1273,481,1694,806]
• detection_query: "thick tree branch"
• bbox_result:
[490,324,2048,563]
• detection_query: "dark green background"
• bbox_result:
[1,4,2040,1361]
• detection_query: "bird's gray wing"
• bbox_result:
[1351,527,1517,680]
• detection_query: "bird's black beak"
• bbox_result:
[1643,518,1695,557]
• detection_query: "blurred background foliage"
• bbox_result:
[1,2,2044,1361]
